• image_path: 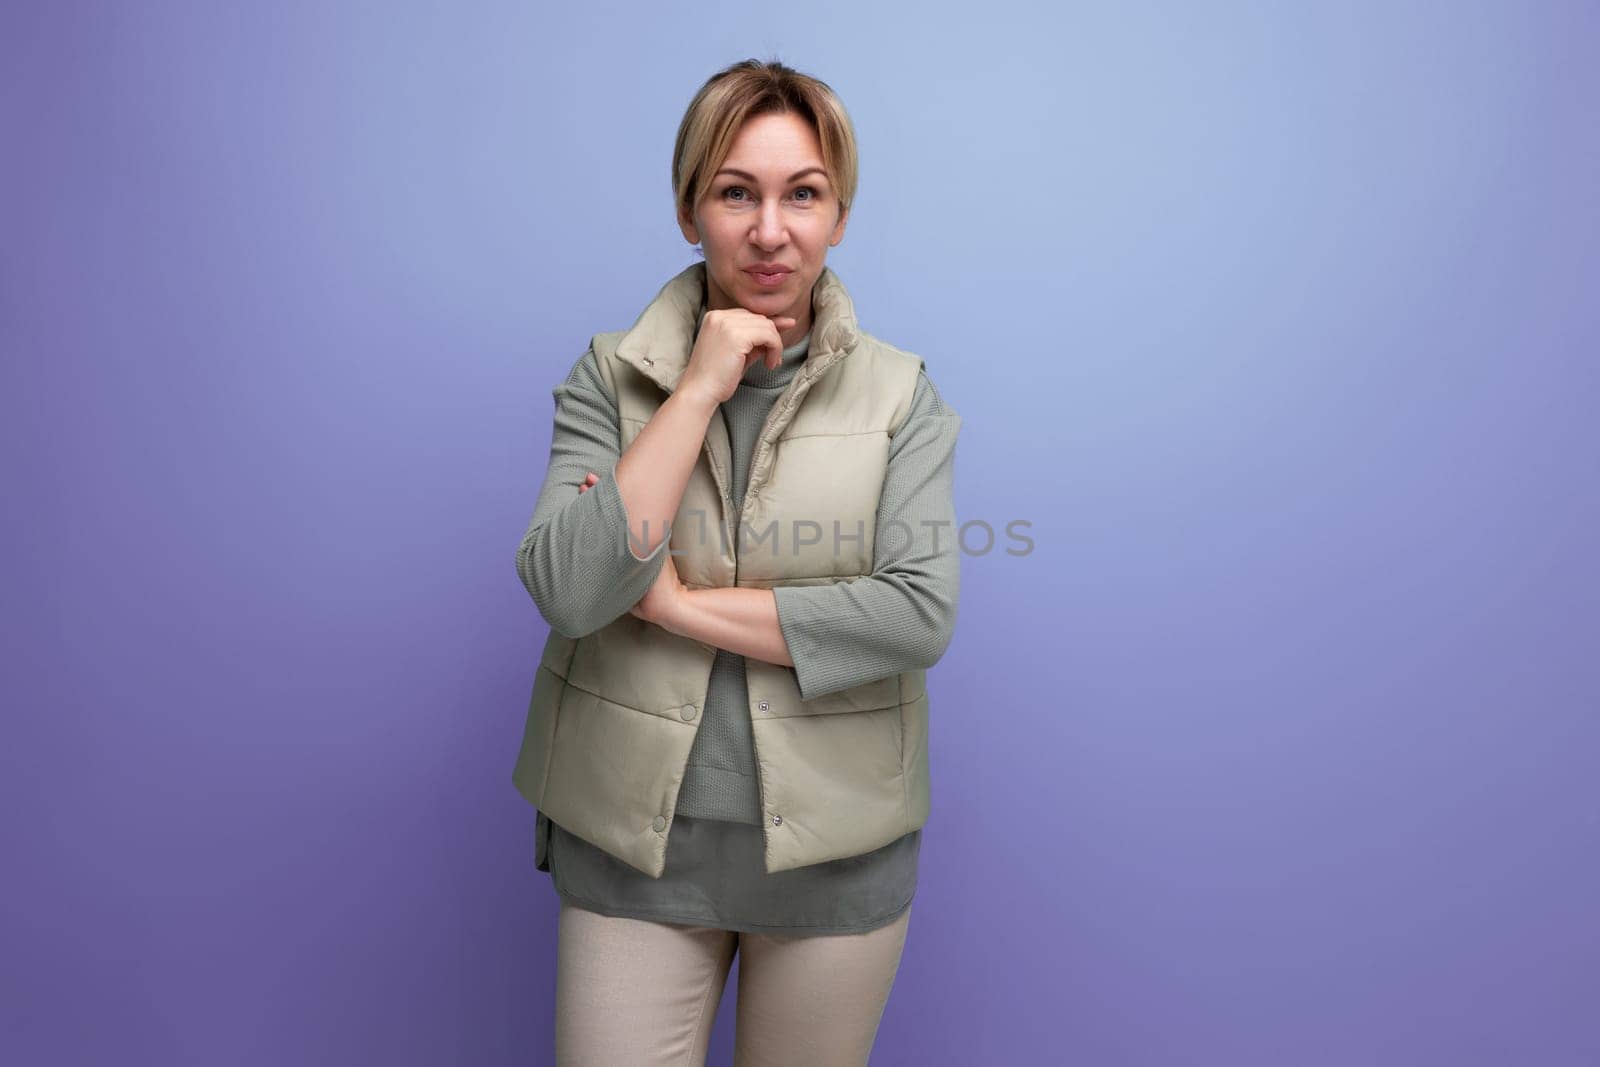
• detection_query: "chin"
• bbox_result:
[738,287,791,307]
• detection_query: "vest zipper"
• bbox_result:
[733,389,797,587]
[700,435,736,564]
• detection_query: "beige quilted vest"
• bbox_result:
[512,262,930,877]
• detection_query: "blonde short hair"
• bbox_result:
[672,58,859,228]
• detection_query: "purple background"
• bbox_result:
[4,2,1597,1064]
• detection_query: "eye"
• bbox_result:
[722,185,751,202]
[793,185,818,203]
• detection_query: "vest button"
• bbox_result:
[680,703,697,721]
[771,814,782,826]
[757,700,770,712]
[652,815,667,832]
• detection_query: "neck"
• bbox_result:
[743,330,812,387]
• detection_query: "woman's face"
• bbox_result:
[679,111,848,347]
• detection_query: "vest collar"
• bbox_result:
[614,261,860,395]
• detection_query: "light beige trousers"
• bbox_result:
[554,898,914,1066]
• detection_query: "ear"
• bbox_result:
[829,205,849,247]
[677,202,700,246]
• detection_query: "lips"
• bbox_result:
[745,265,792,287]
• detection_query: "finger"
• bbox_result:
[767,317,796,361]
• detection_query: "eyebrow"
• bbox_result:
[713,166,828,183]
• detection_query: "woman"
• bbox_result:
[513,58,962,1065]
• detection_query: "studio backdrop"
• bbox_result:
[3,2,1595,1064]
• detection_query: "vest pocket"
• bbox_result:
[789,673,903,717]
[752,704,909,865]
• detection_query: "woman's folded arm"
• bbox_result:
[515,348,669,639]
[773,371,963,700]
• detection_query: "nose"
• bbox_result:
[751,199,787,248]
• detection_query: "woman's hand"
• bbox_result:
[677,307,798,409]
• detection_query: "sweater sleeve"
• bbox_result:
[514,346,670,639]
[772,369,963,700]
